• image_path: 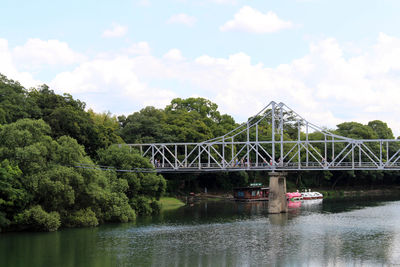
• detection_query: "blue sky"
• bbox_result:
[1,0,400,135]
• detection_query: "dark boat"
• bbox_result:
[233,183,269,201]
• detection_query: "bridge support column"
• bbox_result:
[268,172,287,214]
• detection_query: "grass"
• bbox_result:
[159,197,185,211]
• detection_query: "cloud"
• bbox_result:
[12,38,85,70]
[186,34,400,135]
[45,34,400,135]
[163,49,185,61]
[50,55,177,114]
[220,6,293,33]
[2,35,400,136]
[125,42,151,56]
[167,13,197,27]
[102,23,128,38]
[0,38,41,88]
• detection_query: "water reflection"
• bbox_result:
[2,196,400,266]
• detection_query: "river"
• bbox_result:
[2,196,400,266]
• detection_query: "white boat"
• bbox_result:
[301,189,323,200]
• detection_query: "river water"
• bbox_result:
[2,196,400,267]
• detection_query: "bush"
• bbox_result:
[0,211,10,232]
[65,208,99,227]
[102,192,136,223]
[130,196,152,215]
[14,205,61,232]
[150,201,161,214]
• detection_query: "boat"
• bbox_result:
[233,183,269,201]
[233,186,323,202]
[286,191,302,201]
[301,189,323,200]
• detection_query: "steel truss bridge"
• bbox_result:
[120,101,400,173]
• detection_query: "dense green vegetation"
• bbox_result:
[0,75,165,232]
[1,73,400,232]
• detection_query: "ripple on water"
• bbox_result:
[94,200,400,266]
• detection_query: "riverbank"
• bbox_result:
[180,186,400,201]
[159,197,185,210]
[320,186,400,199]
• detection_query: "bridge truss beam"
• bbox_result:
[121,101,400,173]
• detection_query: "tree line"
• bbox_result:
[1,73,399,231]
[0,74,165,232]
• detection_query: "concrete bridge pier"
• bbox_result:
[268,172,288,214]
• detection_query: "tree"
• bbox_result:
[0,74,40,123]
[336,122,378,139]
[0,160,26,231]
[88,109,124,147]
[368,120,394,139]
[165,97,221,122]
[119,106,167,143]
[97,146,166,215]
[0,119,136,231]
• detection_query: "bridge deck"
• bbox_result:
[153,162,400,172]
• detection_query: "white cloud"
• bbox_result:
[102,23,128,38]
[12,38,85,69]
[125,42,151,56]
[50,56,176,113]
[48,34,400,135]
[167,13,197,27]
[0,39,41,88]
[163,49,185,61]
[220,6,293,33]
[2,35,400,136]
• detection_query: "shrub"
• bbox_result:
[130,196,152,215]
[150,201,161,214]
[66,208,99,227]
[14,205,60,232]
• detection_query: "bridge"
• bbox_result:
[117,101,400,214]
[121,101,400,173]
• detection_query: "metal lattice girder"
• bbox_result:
[121,101,400,172]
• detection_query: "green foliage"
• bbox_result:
[368,120,394,139]
[166,97,221,121]
[150,201,161,214]
[100,191,136,222]
[119,106,167,143]
[97,146,166,215]
[14,205,61,232]
[0,118,138,232]
[2,73,400,231]
[130,196,152,215]
[0,74,40,123]
[0,160,26,214]
[119,97,240,193]
[336,122,378,139]
[0,77,123,158]
[65,208,99,227]
[88,109,124,146]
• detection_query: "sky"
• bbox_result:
[1,0,400,136]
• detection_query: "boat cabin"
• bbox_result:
[233,183,269,201]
